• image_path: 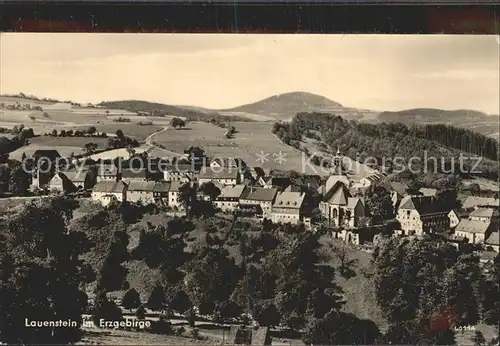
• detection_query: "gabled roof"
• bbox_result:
[153,181,171,193]
[210,157,247,168]
[323,181,351,206]
[127,181,156,192]
[469,208,499,219]
[272,191,305,209]
[398,195,449,215]
[262,177,292,189]
[325,174,350,194]
[93,180,127,193]
[462,196,499,210]
[168,181,184,192]
[347,197,363,209]
[455,219,495,234]
[419,188,438,197]
[217,185,247,199]
[161,163,198,173]
[386,181,409,196]
[241,187,278,202]
[33,150,61,160]
[249,166,265,177]
[485,232,499,246]
[199,168,239,180]
[60,169,87,182]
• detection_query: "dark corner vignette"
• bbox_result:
[0,2,499,346]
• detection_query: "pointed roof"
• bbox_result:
[323,181,352,206]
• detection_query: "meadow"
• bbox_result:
[150,121,323,175]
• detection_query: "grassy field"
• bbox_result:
[71,123,163,141]
[151,121,323,175]
[9,136,109,160]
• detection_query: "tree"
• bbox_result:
[9,164,30,195]
[115,129,124,139]
[170,117,185,129]
[92,291,123,326]
[178,182,197,215]
[96,231,130,293]
[122,288,141,310]
[29,115,36,121]
[472,331,486,346]
[83,142,98,155]
[51,129,58,137]
[254,302,281,327]
[365,185,394,223]
[43,112,49,118]
[147,285,167,312]
[168,289,192,314]
[198,181,221,201]
[135,305,146,320]
[87,126,97,136]
[302,311,380,345]
[0,197,92,344]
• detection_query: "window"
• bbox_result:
[407,210,411,216]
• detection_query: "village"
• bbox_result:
[25,144,500,257]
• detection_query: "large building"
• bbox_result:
[153,181,171,206]
[271,191,307,226]
[198,168,240,187]
[319,181,366,228]
[396,195,450,237]
[454,208,499,244]
[214,184,247,213]
[239,187,279,218]
[126,181,156,204]
[92,180,128,206]
[161,164,197,182]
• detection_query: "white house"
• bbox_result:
[198,168,240,187]
[271,191,307,226]
[396,196,450,237]
[97,165,119,182]
[485,232,499,252]
[448,209,460,229]
[168,181,184,209]
[92,180,128,206]
[162,164,196,182]
[454,208,499,244]
[153,181,171,206]
[126,181,156,204]
[239,187,279,218]
[214,184,247,213]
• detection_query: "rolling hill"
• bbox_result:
[222,91,345,121]
[378,108,500,139]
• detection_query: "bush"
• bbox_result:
[174,326,186,337]
[149,315,172,335]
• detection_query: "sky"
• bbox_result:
[1,34,499,114]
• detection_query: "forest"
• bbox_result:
[272,112,499,180]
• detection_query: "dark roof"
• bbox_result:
[121,169,147,179]
[240,187,278,202]
[161,164,198,173]
[33,150,61,160]
[199,168,239,180]
[153,181,171,193]
[93,180,127,193]
[127,181,156,192]
[262,177,292,189]
[398,195,450,215]
[250,167,265,177]
[98,165,118,176]
[323,180,351,204]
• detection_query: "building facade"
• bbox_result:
[396,196,450,237]
[92,180,128,206]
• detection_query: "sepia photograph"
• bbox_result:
[0,33,499,345]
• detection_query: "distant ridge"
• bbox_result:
[378,108,500,139]
[221,91,344,121]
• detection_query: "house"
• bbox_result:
[319,181,366,228]
[419,187,438,197]
[271,191,308,226]
[258,176,292,190]
[248,167,265,180]
[92,180,128,206]
[31,169,54,191]
[32,149,61,164]
[97,165,119,182]
[485,232,499,252]
[384,181,409,210]
[161,164,197,182]
[448,209,460,229]
[168,181,184,209]
[48,172,76,193]
[239,187,279,217]
[153,181,171,205]
[396,195,451,237]
[461,196,499,211]
[214,184,248,213]
[198,168,240,187]
[209,157,247,171]
[317,169,351,196]
[63,168,91,190]
[121,168,148,184]
[127,181,156,204]
[356,172,387,189]
[237,204,264,218]
[454,208,499,245]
